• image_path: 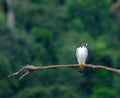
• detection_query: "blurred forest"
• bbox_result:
[0,0,120,98]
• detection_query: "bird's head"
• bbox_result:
[81,43,88,47]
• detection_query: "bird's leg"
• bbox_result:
[82,62,86,66]
[78,62,82,68]
[79,62,85,67]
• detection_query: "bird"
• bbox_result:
[76,43,88,73]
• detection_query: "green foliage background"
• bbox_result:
[0,0,120,98]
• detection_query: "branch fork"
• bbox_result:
[8,65,37,81]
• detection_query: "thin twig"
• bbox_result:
[8,66,26,78]
[8,64,120,81]
[18,71,30,81]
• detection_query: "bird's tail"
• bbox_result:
[79,66,84,73]
[78,62,85,73]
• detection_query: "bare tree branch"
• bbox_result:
[8,64,120,81]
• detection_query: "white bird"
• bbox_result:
[76,43,88,73]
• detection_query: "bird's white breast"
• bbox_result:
[76,47,88,63]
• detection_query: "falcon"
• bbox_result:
[76,43,88,73]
